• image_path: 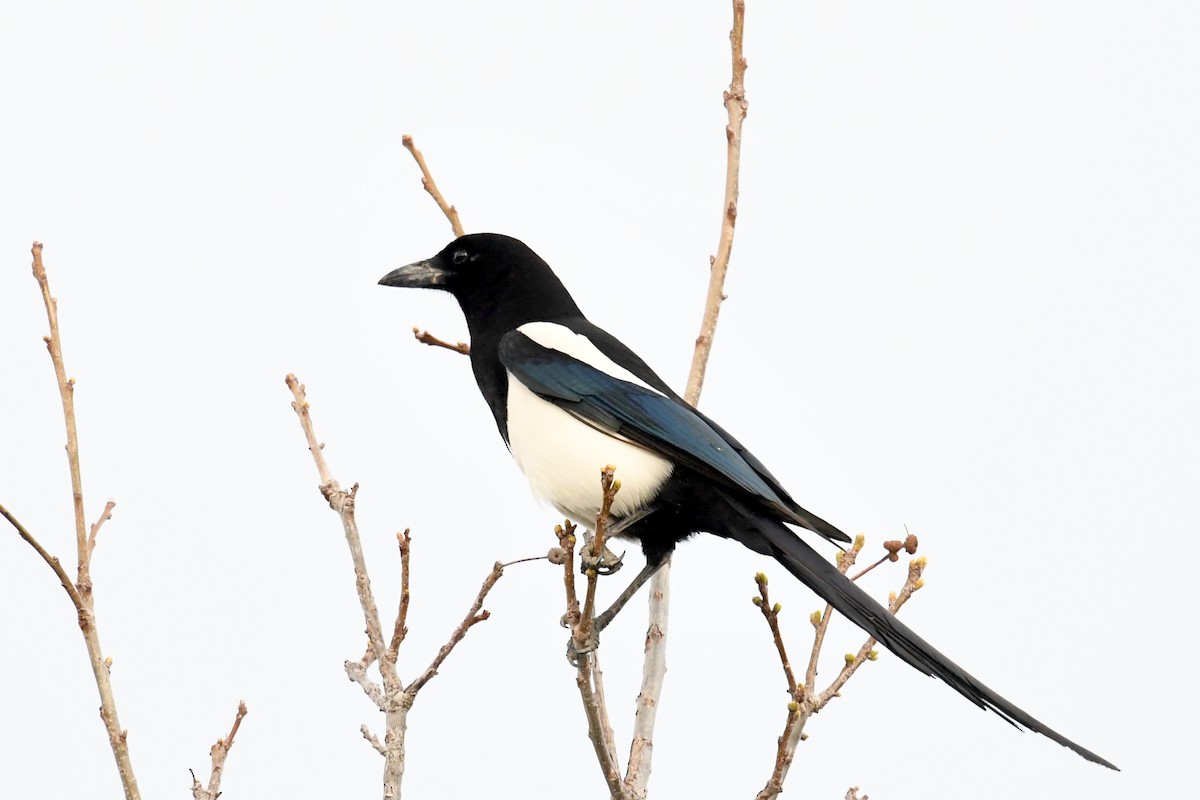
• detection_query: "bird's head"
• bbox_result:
[380,233,581,331]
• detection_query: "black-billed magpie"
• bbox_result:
[379,232,1116,770]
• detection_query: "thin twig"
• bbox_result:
[286,375,393,689]
[87,500,116,557]
[576,466,618,652]
[287,372,503,799]
[27,242,141,800]
[758,537,927,798]
[1,503,86,610]
[402,134,465,238]
[405,561,504,696]
[286,373,406,794]
[805,535,864,693]
[388,529,413,661]
[818,557,926,704]
[684,0,748,405]
[403,138,470,356]
[191,701,248,800]
[412,327,470,355]
[557,522,582,629]
[753,573,800,702]
[31,242,90,584]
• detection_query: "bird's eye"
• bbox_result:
[452,249,469,265]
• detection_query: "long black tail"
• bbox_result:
[760,522,1118,770]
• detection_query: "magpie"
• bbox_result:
[379,232,1116,770]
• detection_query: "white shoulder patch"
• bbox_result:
[516,321,662,394]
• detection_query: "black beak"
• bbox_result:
[378,259,449,288]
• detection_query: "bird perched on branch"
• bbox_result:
[379,232,1116,770]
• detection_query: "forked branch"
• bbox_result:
[755,536,926,800]
[191,701,248,800]
[286,373,504,798]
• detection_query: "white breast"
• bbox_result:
[505,322,675,525]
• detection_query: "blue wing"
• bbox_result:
[499,329,848,542]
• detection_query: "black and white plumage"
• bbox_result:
[379,232,1116,770]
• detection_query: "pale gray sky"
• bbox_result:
[2,2,1194,798]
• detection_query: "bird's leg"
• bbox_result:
[592,559,664,632]
[564,560,666,664]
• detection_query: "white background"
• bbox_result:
[1,2,1194,797]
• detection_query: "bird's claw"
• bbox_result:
[566,626,600,666]
[580,542,625,576]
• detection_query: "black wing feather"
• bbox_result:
[499,328,848,542]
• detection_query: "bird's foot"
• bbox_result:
[565,625,600,666]
[580,542,625,576]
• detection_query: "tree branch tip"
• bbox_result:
[755,571,768,586]
[772,602,781,614]
[751,595,763,606]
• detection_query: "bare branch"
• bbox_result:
[1,502,86,611]
[286,375,395,689]
[818,556,926,705]
[284,374,337,489]
[577,650,626,800]
[361,724,386,756]
[87,500,116,557]
[31,242,90,582]
[684,0,748,405]
[626,6,753,795]
[752,573,800,702]
[555,514,626,799]
[27,242,141,800]
[191,701,248,800]
[622,561,669,798]
[411,326,470,355]
[287,372,506,798]
[387,529,413,661]
[756,703,801,800]
[575,466,619,652]
[405,561,504,697]
[402,134,465,238]
[805,535,865,693]
[345,659,386,711]
[758,536,927,797]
